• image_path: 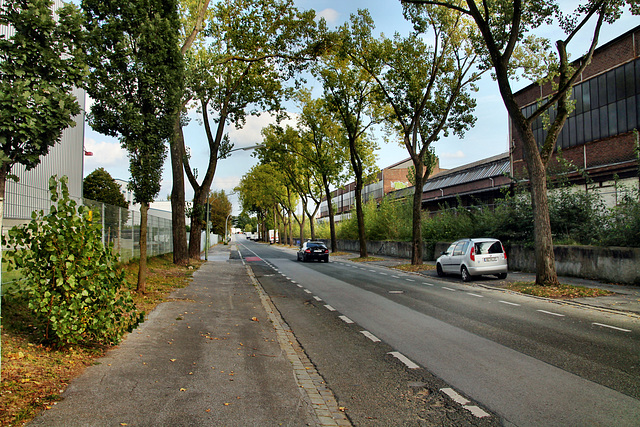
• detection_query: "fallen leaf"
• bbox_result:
[205,409,211,413]
[170,359,177,362]
[180,388,187,392]
[224,403,230,406]
[251,317,259,322]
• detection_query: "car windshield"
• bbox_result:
[475,241,503,254]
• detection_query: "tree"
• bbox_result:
[169,0,212,266]
[259,125,324,245]
[0,0,86,369]
[346,8,480,265]
[83,0,184,293]
[235,163,287,241]
[402,0,638,284]
[317,50,380,258]
[295,91,348,250]
[179,0,320,259]
[207,190,232,235]
[83,168,128,208]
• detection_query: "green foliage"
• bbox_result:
[83,0,184,205]
[83,168,128,208]
[3,176,142,346]
[0,0,87,174]
[601,189,640,247]
[208,190,232,235]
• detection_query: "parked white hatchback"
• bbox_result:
[436,238,508,281]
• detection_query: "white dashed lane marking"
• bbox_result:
[500,300,521,306]
[339,315,354,324]
[467,293,484,298]
[537,309,565,317]
[593,322,631,332]
[443,287,456,292]
[388,351,420,369]
[324,305,336,312]
[360,330,381,342]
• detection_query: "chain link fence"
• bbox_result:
[2,180,173,265]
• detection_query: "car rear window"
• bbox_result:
[475,241,503,254]
[307,243,325,249]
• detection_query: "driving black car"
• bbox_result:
[297,241,329,263]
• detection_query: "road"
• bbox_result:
[236,238,640,426]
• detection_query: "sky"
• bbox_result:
[82,1,638,215]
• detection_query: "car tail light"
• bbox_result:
[470,246,475,261]
[502,243,507,260]
[324,249,329,253]
[305,249,311,253]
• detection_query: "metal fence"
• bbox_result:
[2,180,173,264]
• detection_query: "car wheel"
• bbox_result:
[297,253,301,261]
[497,273,507,280]
[323,257,329,263]
[461,266,471,282]
[436,263,444,277]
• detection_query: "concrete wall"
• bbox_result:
[320,239,640,284]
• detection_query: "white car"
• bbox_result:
[436,238,508,281]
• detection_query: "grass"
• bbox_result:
[504,282,614,299]
[351,256,385,262]
[0,253,202,427]
[392,263,437,272]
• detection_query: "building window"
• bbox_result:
[525,57,640,150]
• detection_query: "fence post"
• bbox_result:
[101,202,105,245]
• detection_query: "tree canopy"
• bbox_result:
[83,168,128,209]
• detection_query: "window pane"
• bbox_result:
[627,97,637,130]
[591,78,600,108]
[599,106,609,138]
[582,81,591,111]
[598,75,608,107]
[615,67,626,101]
[569,116,577,147]
[584,111,592,142]
[607,70,616,104]
[637,59,640,94]
[574,84,583,114]
[625,62,635,96]
[576,114,584,145]
[608,103,617,135]
[591,108,600,140]
[617,100,626,133]
[560,122,569,148]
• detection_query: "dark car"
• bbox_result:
[297,241,329,263]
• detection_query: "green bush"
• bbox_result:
[3,176,142,346]
[601,189,640,247]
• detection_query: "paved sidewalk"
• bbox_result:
[30,244,347,426]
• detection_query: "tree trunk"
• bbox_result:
[137,202,149,293]
[411,159,425,265]
[288,210,293,246]
[354,176,367,258]
[323,177,338,252]
[526,151,559,286]
[170,115,188,265]
[188,186,210,259]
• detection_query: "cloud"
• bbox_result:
[84,137,127,164]
[212,176,241,192]
[440,150,466,159]
[316,8,339,25]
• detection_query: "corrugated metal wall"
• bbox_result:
[2,0,86,220]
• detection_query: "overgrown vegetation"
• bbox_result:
[3,177,141,346]
[316,183,640,248]
[1,253,201,426]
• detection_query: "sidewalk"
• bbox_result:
[329,251,640,317]
[30,244,348,427]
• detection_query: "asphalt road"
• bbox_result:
[238,239,640,426]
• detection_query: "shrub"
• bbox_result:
[601,189,640,247]
[3,176,142,346]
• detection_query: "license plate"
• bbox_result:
[485,257,498,262]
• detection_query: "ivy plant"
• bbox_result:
[3,176,142,346]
